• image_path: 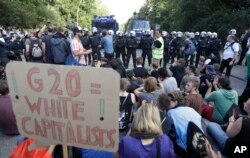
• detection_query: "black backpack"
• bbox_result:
[187,121,208,158]
[81,35,91,49]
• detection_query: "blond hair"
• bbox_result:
[132,103,162,135]
[120,78,130,91]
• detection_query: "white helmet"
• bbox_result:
[190,32,195,38]
[171,31,177,35]
[195,32,200,36]
[116,31,121,35]
[162,31,168,37]
[130,31,136,36]
[92,27,97,33]
[201,31,206,37]
[108,30,114,35]
[177,31,183,37]
[207,32,212,37]
[145,30,151,35]
[230,29,237,35]
[83,28,89,32]
[212,32,218,38]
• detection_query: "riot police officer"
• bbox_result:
[170,31,184,59]
[81,28,91,65]
[190,32,198,65]
[115,31,127,65]
[126,31,138,68]
[196,31,208,67]
[90,27,101,61]
[162,31,171,67]
[140,30,154,67]
[210,32,222,63]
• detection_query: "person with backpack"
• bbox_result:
[219,35,240,77]
[119,78,136,131]
[50,27,70,65]
[116,103,175,158]
[165,91,203,157]
[25,30,44,63]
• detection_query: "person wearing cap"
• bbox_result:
[152,30,164,66]
[70,26,92,66]
[101,30,114,61]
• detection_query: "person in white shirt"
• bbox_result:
[158,67,179,93]
[219,35,239,77]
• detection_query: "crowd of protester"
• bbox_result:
[1,24,250,158]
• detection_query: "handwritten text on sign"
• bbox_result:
[6,62,119,151]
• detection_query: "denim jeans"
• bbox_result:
[207,122,228,152]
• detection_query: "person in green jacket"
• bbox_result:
[152,30,164,65]
[205,77,238,124]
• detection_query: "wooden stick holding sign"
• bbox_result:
[63,145,69,158]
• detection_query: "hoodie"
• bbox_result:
[205,89,238,124]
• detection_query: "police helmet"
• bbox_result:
[83,28,89,32]
[162,31,168,37]
[207,32,212,37]
[195,32,200,36]
[171,31,177,35]
[92,27,97,33]
[212,32,218,38]
[116,31,121,35]
[177,31,183,37]
[130,31,136,36]
[145,30,151,35]
[190,32,195,38]
[229,29,237,35]
[108,30,114,35]
[201,31,206,37]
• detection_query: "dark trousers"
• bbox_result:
[116,47,126,64]
[127,48,136,68]
[92,47,101,60]
[213,51,221,63]
[163,48,170,68]
[104,52,114,61]
[195,49,206,67]
[238,48,247,65]
[219,58,233,77]
[142,49,152,67]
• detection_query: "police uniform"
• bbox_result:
[116,35,127,65]
[126,35,138,68]
[141,34,154,67]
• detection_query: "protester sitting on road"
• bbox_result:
[199,65,218,97]
[184,78,203,114]
[150,62,160,79]
[158,67,179,93]
[157,94,173,135]
[134,77,164,104]
[119,78,136,128]
[0,80,19,135]
[180,65,200,90]
[204,76,238,123]
[126,70,143,93]
[116,103,175,158]
[207,97,250,155]
[133,57,149,79]
[166,91,203,155]
[169,58,186,87]
[110,59,126,78]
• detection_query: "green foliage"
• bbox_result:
[137,0,250,38]
[0,0,109,29]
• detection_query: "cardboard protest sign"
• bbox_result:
[6,62,119,152]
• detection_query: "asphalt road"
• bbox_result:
[0,50,248,158]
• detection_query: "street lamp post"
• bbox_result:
[77,0,83,26]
